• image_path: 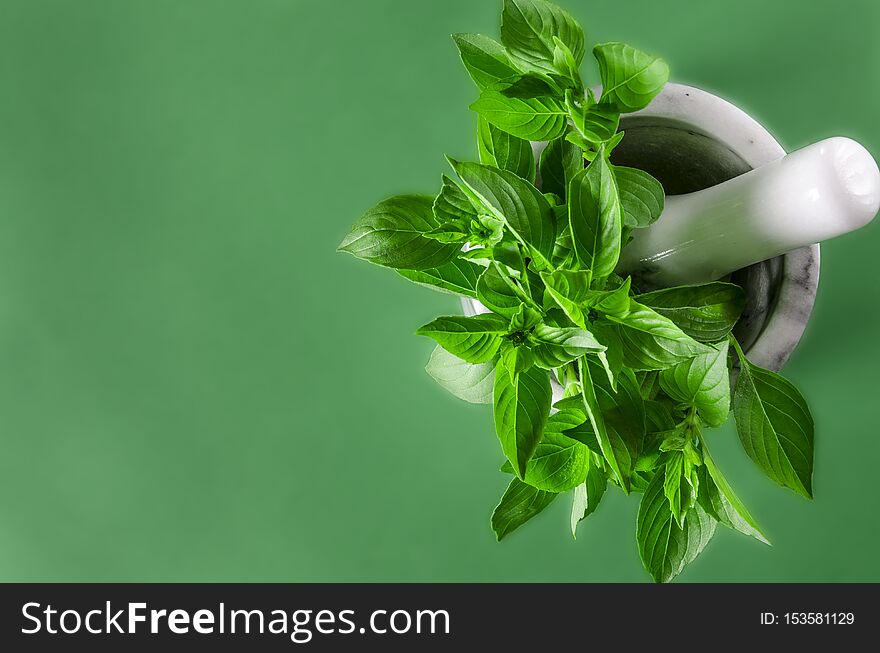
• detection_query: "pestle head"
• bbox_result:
[824,136,880,231]
[618,136,880,286]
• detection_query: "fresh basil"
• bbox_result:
[453,33,522,90]
[492,477,557,540]
[614,165,665,228]
[425,346,496,404]
[594,42,669,113]
[637,470,717,583]
[339,0,819,584]
[470,91,568,141]
[731,338,815,498]
[636,282,746,342]
[478,117,537,183]
[338,195,460,270]
[659,341,731,427]
[500,0,584,74]
[494,363,553,477]
[568,148,622,279]
[417,314,510,363]
[398,258,481,298]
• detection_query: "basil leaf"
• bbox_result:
[614,166,664,228]
[425,345,496,404]
[470,91,568,141]
[664,452,697,527]
[591,321,624,387]
[452,33,522,90]
[521,416,589,492]
[416,314,509,363]
[593,42,669,113]
[538,136,582,199]
[492,74,558,99]
[659,341,731,427]
[449,159,557,262]
[463,240,525,275]
[595,363,645,492]
[573,103,620,145]
[579,357,644,492]
[491,477,556,541]
[636,282,746,343]
[697,443,770,545]
[568,147,623,279]
[338,195,460,270]
[550,224,575,268]
[398,258,481,298]
[493,363,553,477]
[607,302,712,371]
[501,0,585,73]
[731,339,815,498]
[587,276,632,318]
[478,117,536,183]
[477,261,534,318]
[637,470,717,583]
[529,324,606,369]
[433,175,479,226]
[551,37,583,91]
[570,459,607,537]
[500,344,535,383]
[540,269,591,329]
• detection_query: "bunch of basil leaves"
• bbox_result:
[338,0,814,583]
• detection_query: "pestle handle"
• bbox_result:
[617,137,880,286]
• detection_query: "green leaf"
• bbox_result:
[338,195,460,270]
[540,269,592,328]
[538,136,582,199]
[568,147,623,279]
[521,416,589,492]
[416,314,509,363]
[500,343,535,382]
[731,338,815,498]
[477,261,533,318]
[551,36,583,91]
[594,363,645,492]
[586,276,632,318]
[425,345,496,404]
[614,166,664,228]
[398,258,481,298]
[637,470,717,583]
[463,240,525,275]
[433,175,479,226]
[452,33,522,90]
[659,341,731,427]
[636,282,746,343]
[500,0,585,74]
[578,357,644,492]
[492,477,556,541]
[478,117,536,183]
[697,442,770,545]
[571,103,620,145]
[570,460,607,537]
[494,363,553,477]
[492,74,558,98]
[528,324,605,369]
[470,91,568,141]
[607,302,712,371]
[664,452,697,527]
[594,42,669,113]
[449,158,557,262]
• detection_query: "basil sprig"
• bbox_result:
[338,0,815,583]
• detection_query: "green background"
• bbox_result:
[0,0,878,582]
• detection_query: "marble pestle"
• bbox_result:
[617,137,880,286]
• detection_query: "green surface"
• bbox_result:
[0,0,878,581]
